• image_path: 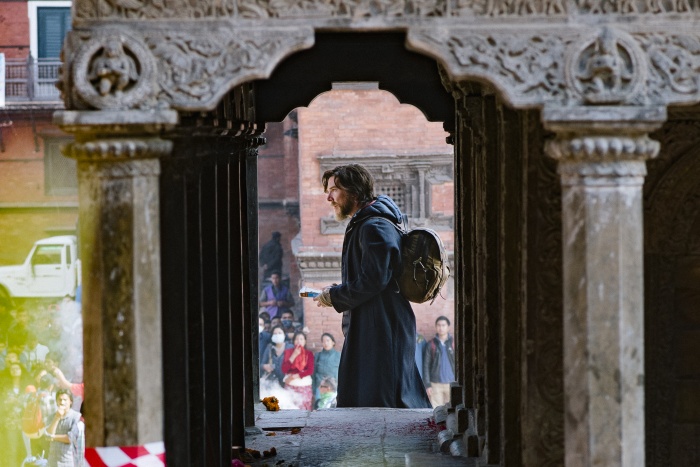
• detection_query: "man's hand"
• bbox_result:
[56,404,68,419]
[315,286,333,307]
[426,387,433,397]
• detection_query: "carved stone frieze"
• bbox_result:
[65,26,314,111]
[632,32,700,105]
[408,28,574,107]
[143,26,314,110]
[59,19,700,113]
[73,0,700,19]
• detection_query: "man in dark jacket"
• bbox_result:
[314,164,431,409]
[422,315,455,408]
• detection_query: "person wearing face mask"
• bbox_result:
[260,325,293,387]
[46,388,83,467]
[281,332,315,410]
[258,317,271,364]
[279,310,301,343]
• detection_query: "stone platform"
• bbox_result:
[243,407,475,467]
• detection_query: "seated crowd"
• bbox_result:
[0,298,84,467]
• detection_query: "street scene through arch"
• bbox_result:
[256,83,456,411]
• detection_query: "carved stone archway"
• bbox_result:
[54,1,700,466]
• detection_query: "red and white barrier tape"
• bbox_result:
[84,441,165,467]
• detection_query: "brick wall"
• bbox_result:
[257,117,301,313]
[0,116,78,265]
[0,2,30,59]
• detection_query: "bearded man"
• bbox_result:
[314,164,431,408]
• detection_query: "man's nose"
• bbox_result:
[327,192,333,202]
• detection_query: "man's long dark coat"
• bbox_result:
[329,195,431,408]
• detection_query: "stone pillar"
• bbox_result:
[544,112,662,467]
[55,109,178,447]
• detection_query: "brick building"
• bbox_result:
[258,83,455,350]
[0,0,75,265]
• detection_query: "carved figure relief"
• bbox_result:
[567,28,644,104]
[73,31,156,109]
[88,40,140,96]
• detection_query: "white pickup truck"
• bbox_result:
[0,236,81,306]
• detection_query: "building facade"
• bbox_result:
[0,0,75,266]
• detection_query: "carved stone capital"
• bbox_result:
[546,134,658,182]
[546,134,660,163]
[64,138,173,162]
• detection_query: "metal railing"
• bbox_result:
[4,56,62,102]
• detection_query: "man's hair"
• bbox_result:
[281,311,294,319]
[56,388,73,403]
[322,164,375,205]
[435,316,450,326]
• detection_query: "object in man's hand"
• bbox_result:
[299,287,321,298]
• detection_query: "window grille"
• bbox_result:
[376,183,405,212]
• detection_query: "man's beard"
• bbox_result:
[334,198,356,221]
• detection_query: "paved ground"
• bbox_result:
[241,407,474,467]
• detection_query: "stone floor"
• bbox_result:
[242,407,476,467]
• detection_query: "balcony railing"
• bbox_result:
[4,56,62,103]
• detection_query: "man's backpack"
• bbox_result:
[22,392,44,436]
[373,217,450,304]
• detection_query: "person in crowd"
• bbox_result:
[422,316,456,408]
[258,317,271,364]
[259,231,283,280]
[259,272,294,320]
[7,307,30,350]
[23,370,57,459]
[47,363,84,411]
[46,388,82,467]
[0,362,30,467]
[280,310,301,343]
[21,332,51,373]
[281,331,315,410]
[260,325,293,387]
[315,376,338,410]
[0,302,14,341]
[2,349,23,373]
[312,333,341,403]
[314,164,431,408]
[270,316,281,331]
[259,311,271,331]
